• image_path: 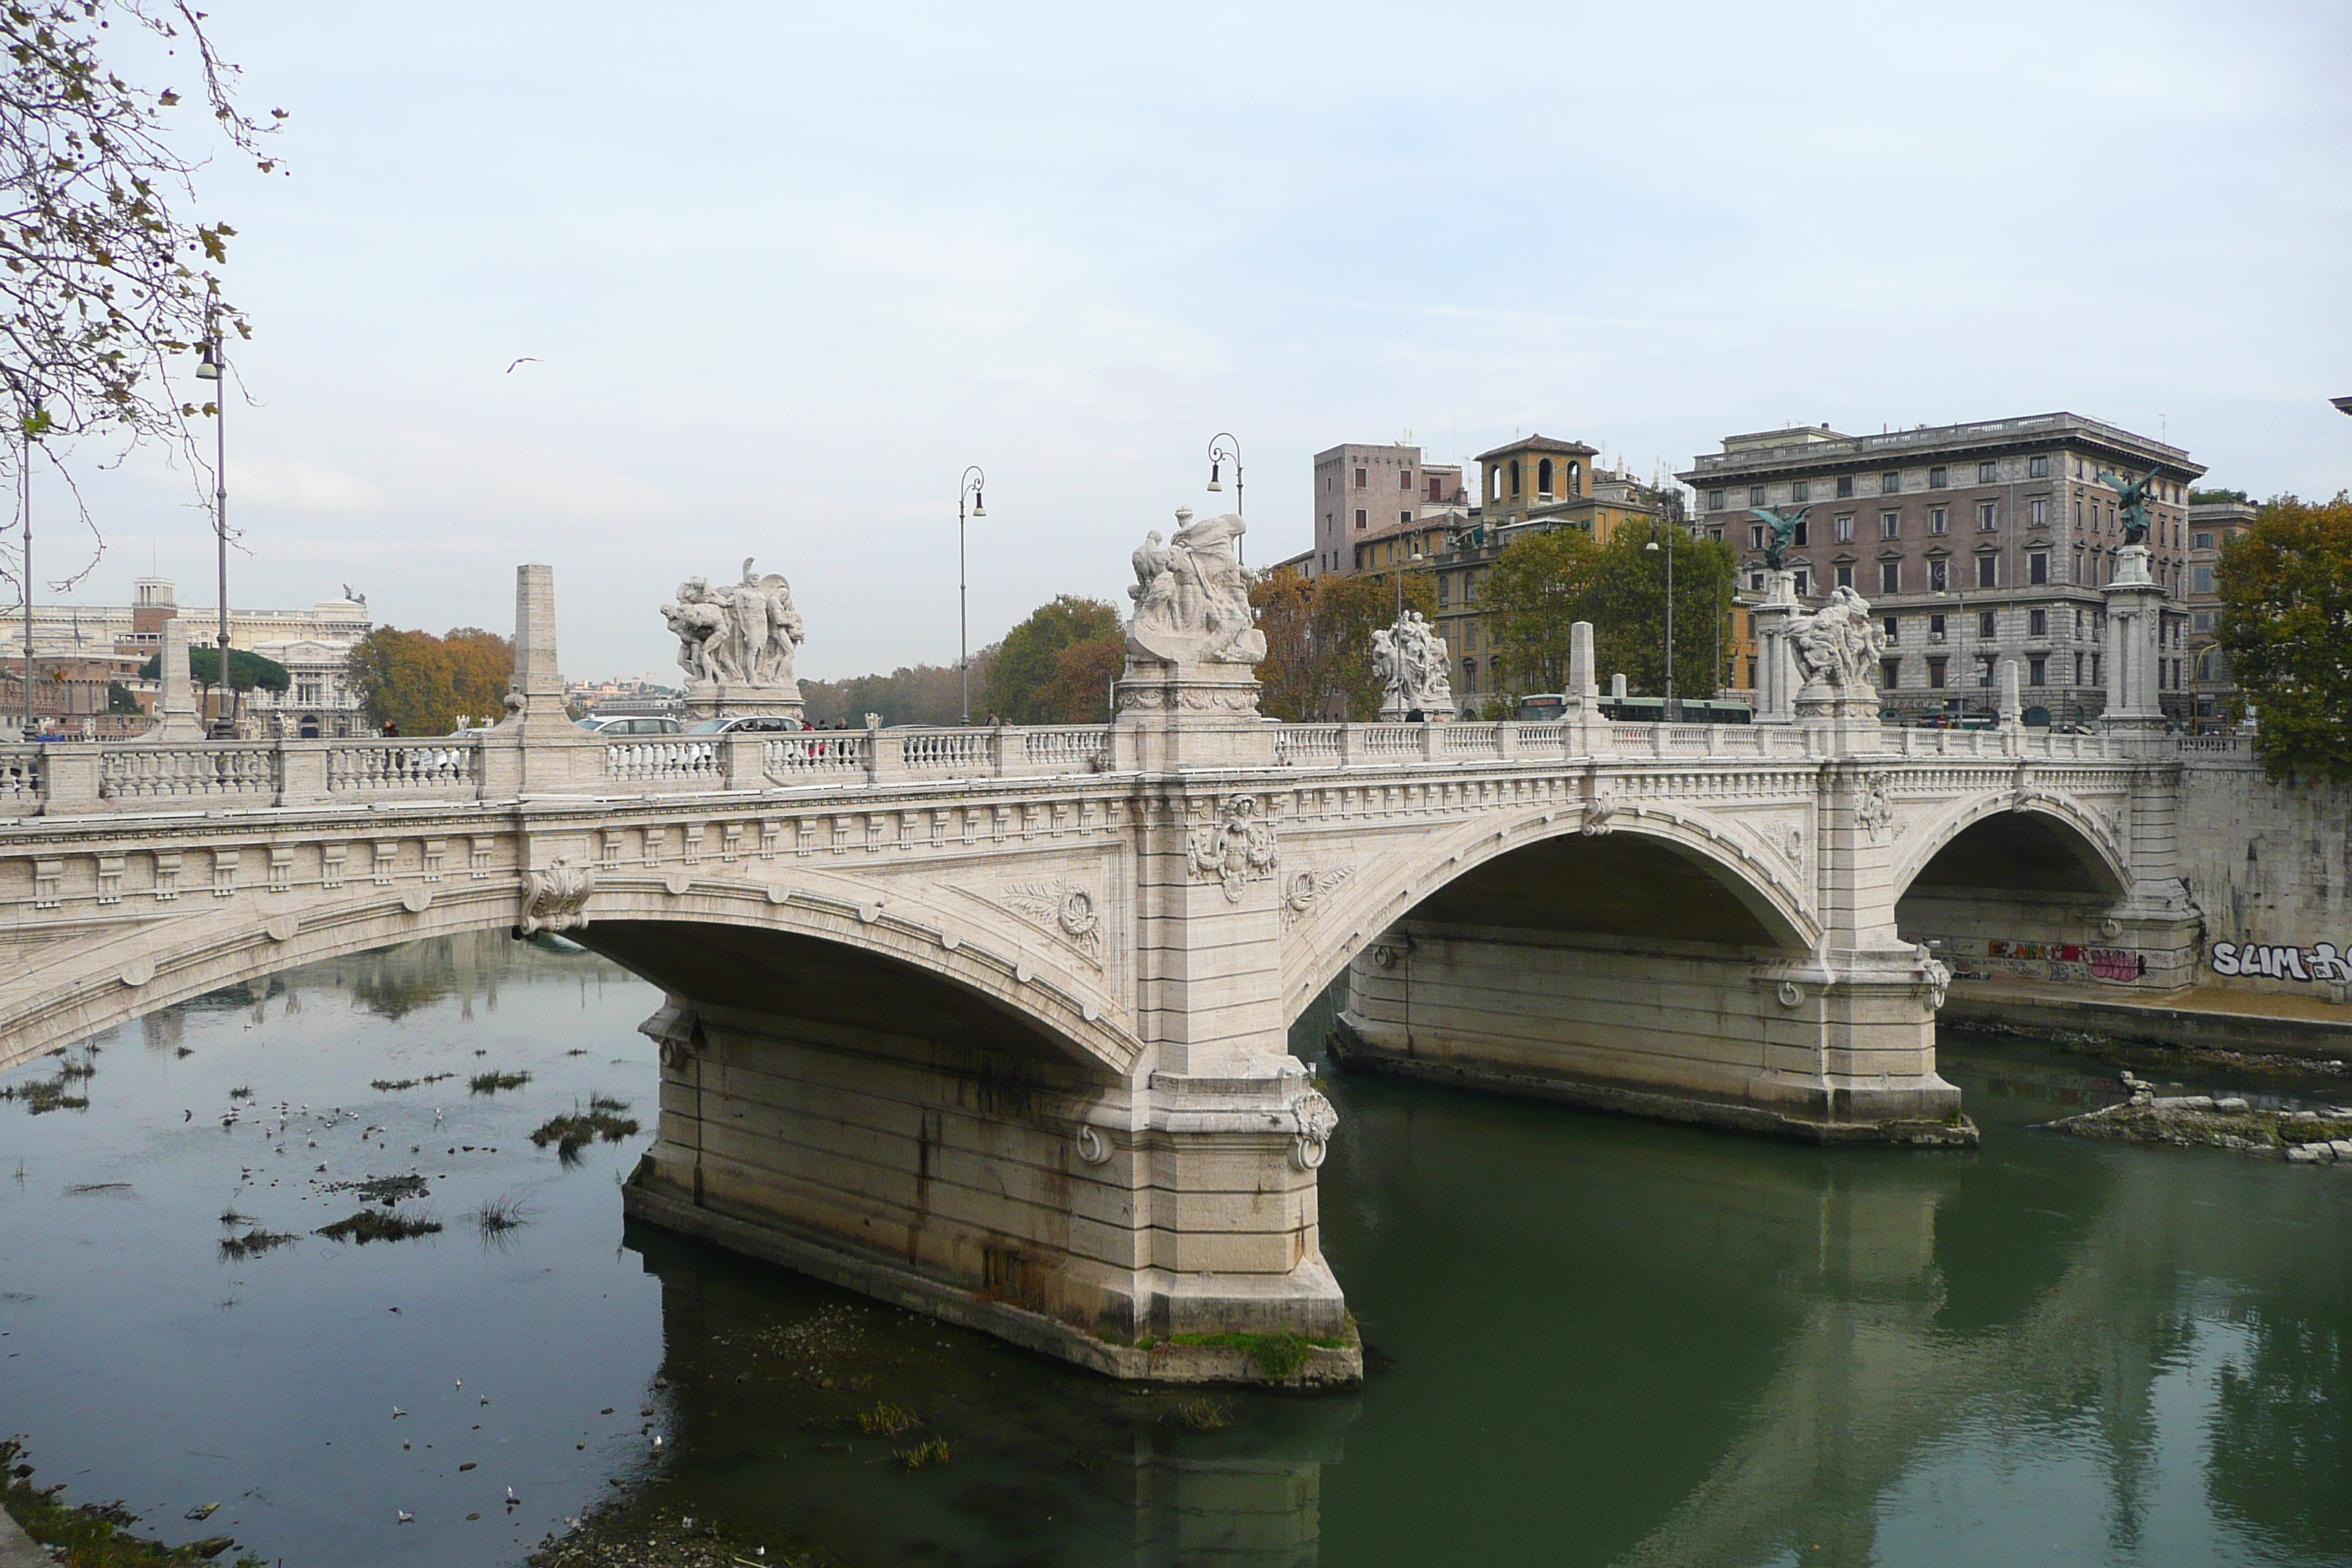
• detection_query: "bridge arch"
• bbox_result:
[1889,793,2130,907]
[0,874,1138,1080]
[1283,802,1820,1028]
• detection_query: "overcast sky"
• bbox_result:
[27,0,2352,681]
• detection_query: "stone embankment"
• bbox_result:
[2050,1071,2352,1163]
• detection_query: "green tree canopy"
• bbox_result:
[342,626,513,736]
[2215,492,2352,783]
[137,644,290,693]
[1251,568,1436,722]
[1041,633,1126,723]
[984,596,1122,724]
[1488,521,1736,700]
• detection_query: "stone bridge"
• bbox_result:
[0,563,2206,1383]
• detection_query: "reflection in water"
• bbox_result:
[1,938,2348,1567]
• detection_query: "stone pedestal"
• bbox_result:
[1112,659,1275,772]
[1751,570,1801,723]
[2099,545,2168,732]
[685,682,804,724]
[148,615,206,742]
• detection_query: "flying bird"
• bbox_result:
[505,357,540,374]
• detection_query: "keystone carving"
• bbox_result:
[1580,794,1617,836]
[1187,795,1278,902]
[519,858,595,935]
[1290,1089,1338,1170]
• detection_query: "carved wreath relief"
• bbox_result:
[1282,865,1355,928]
[1187,794,1278,902]
[518,857,595,935]
[998,878,1103,965]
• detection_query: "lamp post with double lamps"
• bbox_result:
[1645,527,1676,719]
[957,466,987,725]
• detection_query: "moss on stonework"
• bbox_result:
[1163,1330,1352,1382]
[2,1439,263,1566]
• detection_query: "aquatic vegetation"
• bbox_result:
[1174,1397,1233,1431]
[315,1209,442,1245]
[1,1438,263,1566]
[588,1093,631,1114]
[471,1194,535,1236]
[854,1401,921,1436]
[529,1106,641,1162]
[368,1073,454,1092]
[468,1070,532,1094]
[218,1229,296,1261]
[894,1436,951,1471]
[323,1173,430,1205]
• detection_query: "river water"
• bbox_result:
[2,935,2348,1567]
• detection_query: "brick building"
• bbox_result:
[2185,494,2256,728]
[1681,413,2204,724]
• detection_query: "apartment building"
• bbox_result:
[1681,413,2204,724]
[2185,494,2256,728]
[1303,442,1466,580]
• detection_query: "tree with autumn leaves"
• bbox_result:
[343,626,512,736]
[2215,492,2352,784]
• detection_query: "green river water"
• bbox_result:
[1,934,2348,1567]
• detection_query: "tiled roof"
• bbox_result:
[1475,434,1599,461]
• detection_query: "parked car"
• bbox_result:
[683,715,806,734]
[577,715,684,736]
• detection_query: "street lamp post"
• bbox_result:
[1205,433,1242,565]
[195,300,232,738]
[1645,528,1676,718]
[13,385,29,739]
[957,466,987,725]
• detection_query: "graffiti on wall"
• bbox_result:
[2210,942,2352,983]
[1929,937,2148,985]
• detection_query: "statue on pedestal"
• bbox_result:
[1373,610,1455,720]
[2096,469,2157,546]
[1789,585,1885,691]
[1752,505,1811,571]
[662,558,806,716]
[1125,508,1267,666]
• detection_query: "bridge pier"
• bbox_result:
[622,998,1355,1383]
[1331,926,1966,1144]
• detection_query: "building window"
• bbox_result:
[1748,570,1767,592]
[1880,512,1900,539]
[1792,517,1809,546]
[1708,489,1725,510]
[1509,460,1521,497]
[1978,460,1999,483]
[2029,608,2047,636]
[1882,616,1900,644]
[1977,555,1997,588]
[1978,502,1998,531]
[1428,478,1442,501]
[1929,612,1947,638]
[1929,559,1949,592]
[1927,657,1947,689]
[1880,657,1901,689]
[1401,470,1414,491]
[1836,564,1854,590]
[1978,609,1996,638]
[1836,475,1854,498]
[1537,457,1553,496]
[2029,551,2048,585]
[1355,509,1367,529]
[1438,576,1451,606]
[1401,510,1412,527]
[1749,523,1767,550]
[2193,530,2214,550]
[1462,660,1477,692]
[1354,467,1366,488]
[1465,574,1480,604]
[1880,560,1901,595]
[2029,454,2049,478]
[1929,506,1948,535]
[1929,466,1948,489]
[1834,513,1855,543]
[2193,565,2215,594]
[1749,484,1766,506]
[1791,480,1811,502]
[2193,609,2213,631]
[1793,569,1812,597]
[1976,655,1995,688]
[2029,655,2047,687]
[2029,498,2046,527]
[1881,471,1901,494]
[2075,652,2085,685]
